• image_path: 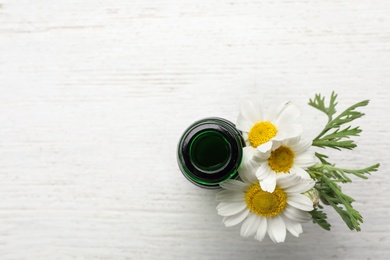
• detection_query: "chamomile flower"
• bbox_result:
[216,173,314,243]
[236,99,302,154]
[242,137,316,192]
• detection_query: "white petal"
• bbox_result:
[271,140,283,150]
[265,101,288,121]
[294,153,316,168]
[216,190,245,202]
[255,163,272,181]
[272,130,286,142]
[267,215,287,243]
[276,173,302,189]
[216,202,229,210]
[287,194,314,211]
[255,217,267,241]
[281,214,303,237]
[284,136,301,147]
[220,179,248,191]
[289,166,311,179]
[274,123,302,140]
[240,213,261,238]
[242,132,248,142]
[238,147,259,183]
[260,172,277,193]
[243,145,256,160]
[284,179,315,194]
[256,141,273,153]
[256,164,277,192]
[236,114,252,132]
[252,149,271,161]
[283,205,312,222]
[239,100,263,124]
[273,101,302,125]
[290,139,312,154]
[223,208,250,227]
[217,202,247,216]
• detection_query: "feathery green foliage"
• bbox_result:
[309,91,368,150]
[308,92,380,231]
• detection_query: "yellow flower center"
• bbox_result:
[248,122,277,148]
[268,146,295,173]
[245,183,287,217]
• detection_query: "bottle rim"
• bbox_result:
[177,117,244,189]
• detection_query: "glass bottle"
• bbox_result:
[177,117,245,188]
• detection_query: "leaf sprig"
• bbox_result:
[307,92,380,231]
[309,91,368,150]
[308,163,379,231]
[309,208,331,231]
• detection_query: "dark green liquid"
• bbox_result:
[190,130,231,172]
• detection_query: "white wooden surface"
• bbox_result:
[1,1,390,259]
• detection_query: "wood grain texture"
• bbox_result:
[1,0,389,259]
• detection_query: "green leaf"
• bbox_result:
[315,152,331,165]
[334,163,380,179]
[310,208,331,231]
[309,163,379,182]
[315,176,363,231]
[309,92,370,151]
[308,162,379,231]
[312,139,357,150]
[309,91,338,121]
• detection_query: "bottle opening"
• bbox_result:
[190,130,232,172]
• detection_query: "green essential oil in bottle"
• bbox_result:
[177,117,245,188]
